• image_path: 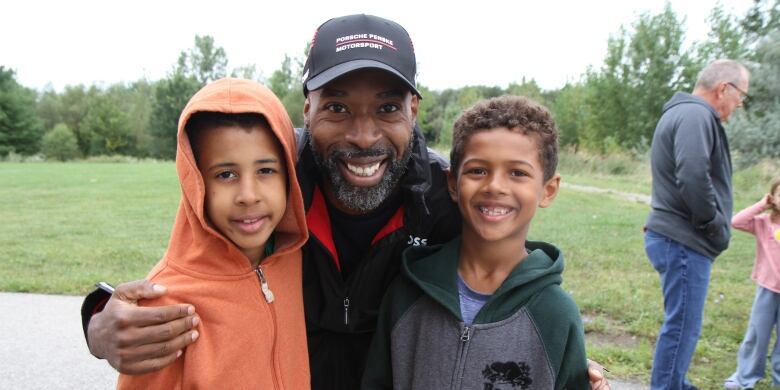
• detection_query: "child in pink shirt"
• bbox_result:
[725,177,780,389]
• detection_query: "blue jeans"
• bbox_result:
[645,230,713,390]
[726,286,780,388]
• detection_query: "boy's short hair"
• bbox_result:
[450,95,559,181]
[186,112,272,163]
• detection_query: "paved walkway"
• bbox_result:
[0,292,116,389]
[0,291,648,389]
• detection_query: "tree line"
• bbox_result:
[1,1,778,165]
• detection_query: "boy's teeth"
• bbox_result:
[346,162,381,177]
[479,207,511,216]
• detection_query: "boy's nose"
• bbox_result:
[236,179,261,205]
[484,174,508,195]
[345,116,382,150]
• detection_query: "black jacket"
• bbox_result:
[646,92,733,258]
[296,125,461,389]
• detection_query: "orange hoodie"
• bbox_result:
[117,78,310,389]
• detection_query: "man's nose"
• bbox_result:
[345,116,382,150]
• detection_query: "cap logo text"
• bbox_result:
[335,33,397,52]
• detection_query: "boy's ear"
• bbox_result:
[539,174,561,208]
[446,168,458,203]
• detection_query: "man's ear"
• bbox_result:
[303,96,311,128]
[446,168,458,203]
[410,94,419,123]
[539,174,561,208]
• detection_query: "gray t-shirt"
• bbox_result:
[457,274,492,325]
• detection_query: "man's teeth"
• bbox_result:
[479,207,511,216]
[346,162,381,177]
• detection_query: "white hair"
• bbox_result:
[695,59,749,90]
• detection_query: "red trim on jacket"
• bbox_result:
[307,186,341,272]
[372,206,405,245]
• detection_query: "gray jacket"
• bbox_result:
[646,92,733,258]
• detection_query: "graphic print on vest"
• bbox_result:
[482,361,532,390]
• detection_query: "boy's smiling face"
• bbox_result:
[448,127,560,244]
[194,124,287,266]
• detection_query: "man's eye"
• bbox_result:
[379,103,399,113]
[325,103,348,113]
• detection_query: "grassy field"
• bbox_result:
[1,159,778,388]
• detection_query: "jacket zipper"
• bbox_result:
[343,297,350,326]
[255,266,275,303]
[451,325,472,389]
[255,265,282,389]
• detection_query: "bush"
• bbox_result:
[41,124,80,161]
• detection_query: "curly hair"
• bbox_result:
[449,95,559,181]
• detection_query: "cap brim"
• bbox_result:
[305,60,420,97]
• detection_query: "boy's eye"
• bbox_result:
[378,103,399,113]
[325,103,348,114]
[466,168,487,176]
[216,171,236,180]
[510,170,529,177]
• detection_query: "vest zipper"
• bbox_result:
[343,297,350,325]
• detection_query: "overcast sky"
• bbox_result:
[2,0,753,92]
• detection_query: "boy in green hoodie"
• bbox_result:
[362,95,589,390]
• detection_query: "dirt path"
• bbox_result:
[562,182,651,205]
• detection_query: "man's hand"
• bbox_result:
[588,359,611,390]
[87,280,200,375]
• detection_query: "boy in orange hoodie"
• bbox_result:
[117,78,310,389]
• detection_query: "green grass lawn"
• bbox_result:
[0,162,179,293]
[0,161,775,387]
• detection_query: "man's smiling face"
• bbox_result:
[304,68,419,214]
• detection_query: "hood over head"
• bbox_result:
[165,77,307,276]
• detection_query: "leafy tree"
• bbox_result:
[177,35,228,85]
[0,66,43,156]
[727,28,780,165]
[42,123,79,161]
[416,84,443,144]
[582,4,696,152]
[80,89,134,155]
[231,64,261,81]
[268,52,306,127]
[149,72,201,159]
[741,0,780,48]
[696,3,751,62]
[506,78,546,105]
[550,83,587,148]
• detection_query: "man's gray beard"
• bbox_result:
[308,132,413,213]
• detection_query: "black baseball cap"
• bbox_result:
[302,14,420,97]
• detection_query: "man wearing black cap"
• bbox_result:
[82,14,609,389]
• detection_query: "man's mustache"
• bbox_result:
[327,146,394,160]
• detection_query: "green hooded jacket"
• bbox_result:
[362,237,589,390]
